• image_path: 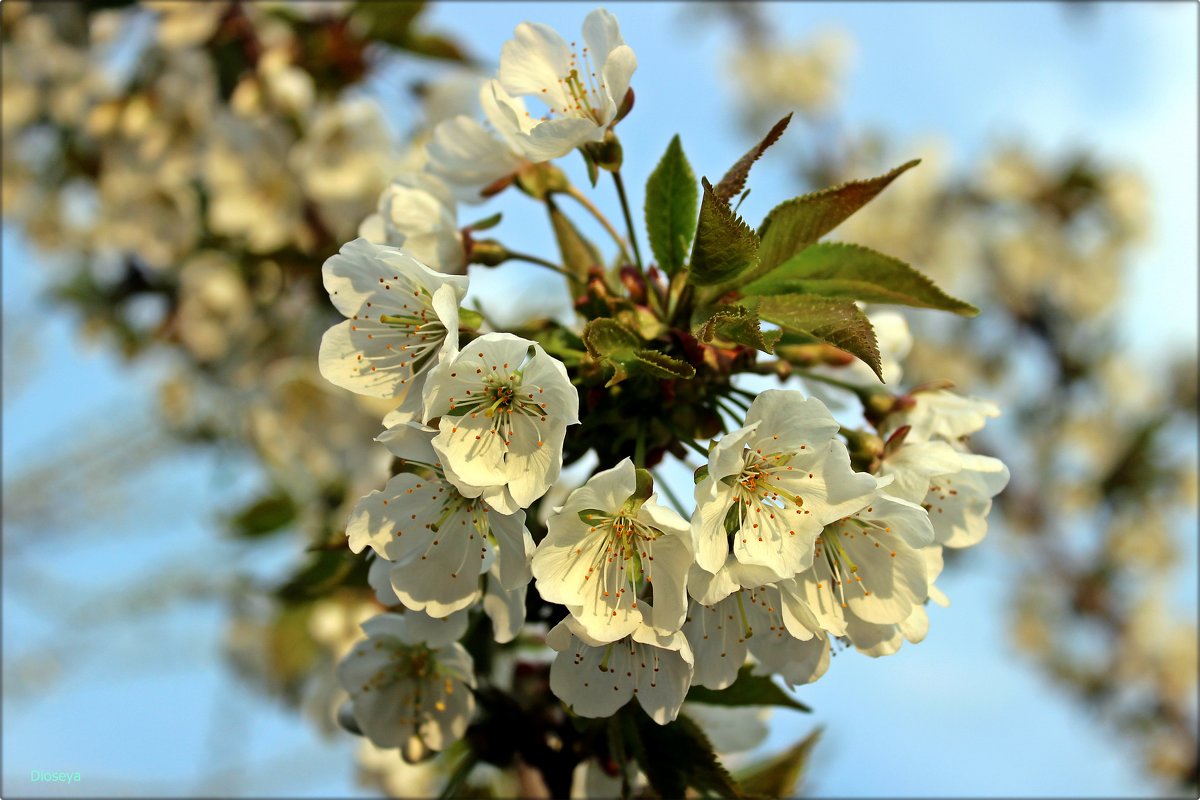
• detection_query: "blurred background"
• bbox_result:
[2,1,1196,797]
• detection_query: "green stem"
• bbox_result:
[728,386,759,402]
[722,391,752,410]
[715,396,746,426]
[667,429,710,460]
[564,183,631,261]
[795,369,872,395]
[506,251,580,282]
[611,170,644,270]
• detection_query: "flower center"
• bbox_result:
[724,448,809,538]
[813,527,868,609]
[556,43,606,123]
[578,510,662,615]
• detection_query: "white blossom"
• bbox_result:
[879,391,1010,548]
[682,575,830,690]
[776,492,934,638]
[920,453,1010,548]
[532,459,692,643]
[692,389,879,580]
[426,112,526,204]
[886,388,1001,444]
[359,174,466,274]
[491,9,636,162]
[547,617,693,725]
[337,613,476,760]
[423,332,580,514]
[841,546,949,657]
[319,238,467,401]
[347,421,532,618]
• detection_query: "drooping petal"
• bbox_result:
[748,629,830,688]
[483,566,527,643]
[630,626,693,725]
[925,453,1009,548]
[402,608,470,648]
[681,597,748,690]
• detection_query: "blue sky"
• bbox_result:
[3,2,1197,796]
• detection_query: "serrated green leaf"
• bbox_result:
[548,199,600,293]
[756,293,883,380]
[686,665,813,713]
[714,113,793,203]
[624,707,742,799]
[694,304,781,354]
[688,178,759,287]
[644,134,698,275]
[582,318,641,359]
[756,160,921,277]
[737,727,823,800]
[742,242,978,316]
[634,349,696,380]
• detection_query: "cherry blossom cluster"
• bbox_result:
[319,6,1008,768]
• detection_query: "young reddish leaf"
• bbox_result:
[713,113,793,203]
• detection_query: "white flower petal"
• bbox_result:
[682,597,748,690]
[483,567,527,643]
[402,608,470,648]
[499,22,574,107]
[748,630,830,688]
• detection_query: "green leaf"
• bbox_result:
[633,349,696,380]
[548,199,601,292]
[743,242,979,316]
[694,303,781,354]
[756,293,883,380]
[644,134,699,275]
[624,708,742,799]
[685,665,813,713]
[688,178,759,287]
[457,307,485,330]
[713,113,793,203]
[757,159,921,276]
[228,490,297,538]
[465,211,502,231]
[351,2,469,62]
[579,146,600,187]
[737,727,823,799]
[582,318,641,359]
[582,319,642,387]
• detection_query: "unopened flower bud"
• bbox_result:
[468,239,509,267]
[515,162,569,199]
[614,87,635,124]
[842,427,885,473]
[584,129,624,172]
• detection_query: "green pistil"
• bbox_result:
[827,532,860,574]
[598,642,615,672]
[564,69,599,122]
[379,313,427,327]
[734,591,754,639]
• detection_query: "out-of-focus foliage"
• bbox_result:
[0,0,472,791]
[711,4,1198,792]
